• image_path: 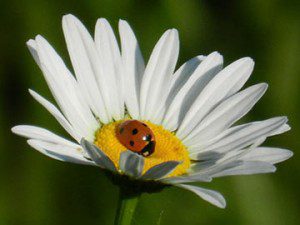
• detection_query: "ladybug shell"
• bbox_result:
[116,120,155,156]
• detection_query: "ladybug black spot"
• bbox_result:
[132,128,138,135]
[129,141,135,147]
[144,134,152,141]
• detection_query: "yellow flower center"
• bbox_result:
[94,120,190,178]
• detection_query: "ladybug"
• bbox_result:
[116,120,156,157]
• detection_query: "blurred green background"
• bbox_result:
[0,0,299,225]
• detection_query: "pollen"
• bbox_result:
[94,120,190,178]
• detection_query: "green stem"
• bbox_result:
[114,187,141,225]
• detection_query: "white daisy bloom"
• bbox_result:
[12,14,293,208]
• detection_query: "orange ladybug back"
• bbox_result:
[116,120,155,157]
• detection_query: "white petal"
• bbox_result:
[95,18,124,120]
[141,161,181,180]
[139,29,179,122]
[29,89,80,141]
[155,55,206,125]
[211,161,276,178]
[27,39,41,66]
[177,57,254,139]
[191,138,265,175]
[241,147,293,164]
[27,139,94,165]
[119,150,144,177]
[272,123,291,135]
[176,184,226,208]
[162,173,212,184]
[163,52,223,131]
[119,19,145,119]
[168,55,206,101]
[80,139,116,171]
[31,36,98,140]
[12,125,79,148]
[184,83,268,145]
[62,14,110,123]
[190,151,224,162]
[189,117,288,157]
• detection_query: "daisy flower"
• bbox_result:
[12,14,292,210]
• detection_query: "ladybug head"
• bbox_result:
[140,141,156,157]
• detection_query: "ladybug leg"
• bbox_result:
[140,141,155,157]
